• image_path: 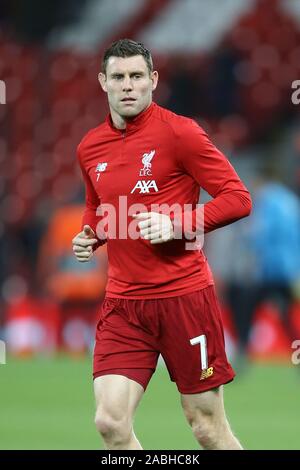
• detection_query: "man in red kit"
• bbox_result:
[72,39,251,450]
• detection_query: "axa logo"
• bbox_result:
[139,150,155,176]
[95,162,107,181]
[131,180,158,194]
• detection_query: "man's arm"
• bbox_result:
[175,119,252,236]
[136,120,251,245]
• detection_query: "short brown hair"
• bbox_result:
[102,39,153,74]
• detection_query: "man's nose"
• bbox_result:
[122,77,133,91]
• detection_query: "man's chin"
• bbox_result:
[120,107,140,118]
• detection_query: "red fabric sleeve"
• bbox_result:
[175,119,252,235]
[77,145,107,249]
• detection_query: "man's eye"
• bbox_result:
[133,74,142,79]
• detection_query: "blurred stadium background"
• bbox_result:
[0,0,300,450]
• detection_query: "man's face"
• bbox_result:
[99,55,158,119]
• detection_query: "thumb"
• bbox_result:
[83,225,94,238]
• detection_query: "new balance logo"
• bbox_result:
[131,180,158,194]
[96,162,107,172]
[95,162,107,181]
[200,367,214,380]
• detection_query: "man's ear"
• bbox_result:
[98,72,107,92]
[151,71,159,92]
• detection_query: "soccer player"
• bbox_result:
[72,39,252,450]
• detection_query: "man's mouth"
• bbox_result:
[121,97,136,102]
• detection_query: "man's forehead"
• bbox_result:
[107,55,148,73]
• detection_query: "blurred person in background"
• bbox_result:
[208,164,300,369]
[243,166,300,349]
[72,38,252,450]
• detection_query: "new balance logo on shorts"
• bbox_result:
[200,367,214,380]
[131,180,158,194]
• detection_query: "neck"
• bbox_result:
[110,107,126,129]
[109,102,152,130]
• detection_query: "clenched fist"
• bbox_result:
[133,212,174,244]
[72,225,98,262]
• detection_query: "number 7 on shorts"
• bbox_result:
[190,334,208,370]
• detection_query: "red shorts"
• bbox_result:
[93,286,235,394]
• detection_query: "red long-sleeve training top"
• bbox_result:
[77,102,252,298]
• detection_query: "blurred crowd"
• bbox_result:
[1,0,300,361]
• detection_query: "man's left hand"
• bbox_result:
[133,212,174,244]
